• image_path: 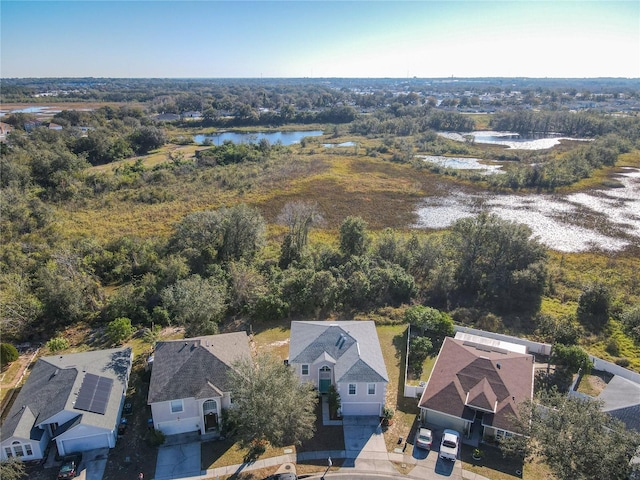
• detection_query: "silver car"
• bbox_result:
[415,427,433,450]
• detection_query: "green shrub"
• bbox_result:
[146,429,165,446]
[46,337,69,352]
[0,344,19,367]
[605,338,620,357]
[615,357,630,368]
[105,317,135,345]
[328,384,341,417]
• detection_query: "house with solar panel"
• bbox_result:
[288,321,389,416]
[147,332,251,436]
[0,347,132,461]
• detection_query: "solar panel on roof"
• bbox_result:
[74,372,114,415]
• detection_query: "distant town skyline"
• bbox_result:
[1,1,638,79]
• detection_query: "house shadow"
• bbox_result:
[460,444,524,478]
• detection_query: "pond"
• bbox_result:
[323,141,357,148]
[193,130,323,145]
[414,167,640,252]
[418,155,504,175]
[438,131,589,150]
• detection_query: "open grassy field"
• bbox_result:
[61,134,460,241]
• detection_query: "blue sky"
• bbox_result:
[1,1,638,78]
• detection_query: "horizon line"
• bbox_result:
[3,76,640,81]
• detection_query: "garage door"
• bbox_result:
[60,434,109,455]
[341,402,381,416]
[156,420,199,436]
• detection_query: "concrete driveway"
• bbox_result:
[154,436,201,480]
[79,448,109,480]
[340,416,399,475]
[342,416,386,455]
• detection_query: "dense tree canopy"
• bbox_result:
[446,212,547,312]
[500,389,640,480]
[225,353,318,447]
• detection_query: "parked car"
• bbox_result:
[439,429,460,461]
[415,427,433,450]
[57,454,81,479]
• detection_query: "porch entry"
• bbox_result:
[203,399,218,432]
[319,366,331,393]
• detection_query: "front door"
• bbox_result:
[203,399,218,432]
[205,412,218,431]
[319,366,332,393]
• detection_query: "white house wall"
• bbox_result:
[151,398,200,435]
[151,396,225,435]
[0,434,47,461]
[337,381,386,416]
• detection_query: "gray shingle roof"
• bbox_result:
[289,321,388,383]
[1,347,132,442]
[598,375,640,433]
[147,332,250,404]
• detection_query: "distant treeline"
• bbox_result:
[490,110,640,137]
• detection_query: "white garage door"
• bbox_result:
[156,419,199,436]
[60,433,109,455]
[341,402,381,416]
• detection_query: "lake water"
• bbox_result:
[414,167,640,252]
[193,130,323,145]
[419,155,503,174]
[438,131,588,150]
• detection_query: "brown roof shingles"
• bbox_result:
[419,337,534,433]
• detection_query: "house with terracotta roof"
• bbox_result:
[147,332,250,436]
[418,333,534,442]
[0,347,132,461]
[288,321,389,416]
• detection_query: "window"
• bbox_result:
[301,364,309,375]
[203,399,217,413]
[348,383,356,395]
[4,447,13,458]
[367,383,376,395]
[170,399,184,413]
[11,442,23,457]
[24,444,32,456]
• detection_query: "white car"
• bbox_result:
[415,427,433,450]
[439,429,460,461]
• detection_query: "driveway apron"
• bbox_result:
[155,441,201,480]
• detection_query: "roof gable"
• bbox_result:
[148,332,251,404]
[466,378,498,412]
[289,321,388,383]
